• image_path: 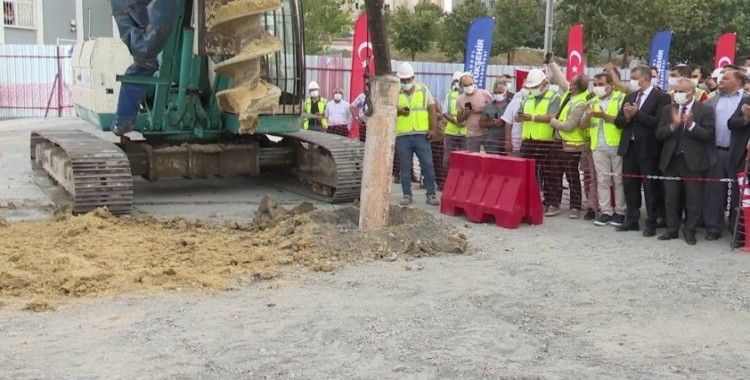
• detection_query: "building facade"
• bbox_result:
[1,0,113,45]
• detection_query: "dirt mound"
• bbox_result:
[0,198,466,311]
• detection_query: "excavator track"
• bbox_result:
[278,130,364,203]
[30,130,133,216]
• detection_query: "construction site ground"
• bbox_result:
[0,118,748,378]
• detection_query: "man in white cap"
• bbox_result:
[395,62,440,206]
[441,71,466,180]
[303,81,327,131]
[515,68,563,216]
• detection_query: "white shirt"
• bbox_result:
[501,92,525,151]
[351,93,367,120]
[637,85,654,109]
[325,99,352,126]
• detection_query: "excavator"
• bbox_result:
[29,0,364,216]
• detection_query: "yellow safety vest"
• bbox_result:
[557,90,591,146]
[444,89,465,136]
[396,84,430,136]
[589,91,625,150]
[303,97,328,130]
[522,90,556,141]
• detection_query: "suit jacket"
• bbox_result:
[655,101,715,172]
[615,87,672,159]
[728,96,750,171]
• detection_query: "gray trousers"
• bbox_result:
[703,149,738,235]
[443,135,466,171]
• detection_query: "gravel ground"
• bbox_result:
[0,118,749,378]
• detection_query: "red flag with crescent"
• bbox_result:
[350,13,374,102]
[515,69,529,92]
[714,32,736,69]
[566,24,584,81]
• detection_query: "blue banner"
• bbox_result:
[649,31,672,90]
[464,16,495,89]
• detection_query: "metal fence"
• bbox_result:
[0,44,74,118]
[0,45,624,119]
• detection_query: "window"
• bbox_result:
[3,0,35,28]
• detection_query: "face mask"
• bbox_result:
[673,92,689,105]
[690,78,700,87]
[668,77,679,88]
[333,93,343,101]
[629,79,641,92]
[548,84,560,94]
[493,94,505,102]
[528,88,542,97]
[310,90,319,98]
[463,85,476,94]
[697,83,708,91]
[519,88,530,98]
[451,82,459,91]
[592,86,608,98]
[650,78,658,87]
[401,82,415,91]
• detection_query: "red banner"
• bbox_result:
[349,13,374,102]
[714,32,737,69]
[566,24,584,80]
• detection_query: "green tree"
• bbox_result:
[492,0,545,64]
[302,0,352,54]
[556,0,750,67]
[388,1,444,60]
[438,0,489,60]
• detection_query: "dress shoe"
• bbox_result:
[642,226,657,237]
[657,231,679,240]
[705,232,721,241]
[683,230,697,245]
[616,222,639,232]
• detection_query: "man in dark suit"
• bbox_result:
[615,66,673,236]
[655,78,716,245]
[727,93,750,247]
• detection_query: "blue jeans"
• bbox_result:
[396,134,437,196]
[110,0,177,128]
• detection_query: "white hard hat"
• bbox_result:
[397,62,415,79]
[307,81,320,91]
[524,68,547,88]
[452,71,463,81]
[711,67,723,79]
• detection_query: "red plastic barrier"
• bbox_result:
[441,152,543,229]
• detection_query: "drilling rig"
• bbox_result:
[30,0,364,215]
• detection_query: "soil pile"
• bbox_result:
[0,198,466,310]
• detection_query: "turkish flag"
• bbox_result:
[349,13,375,139]
[714,32,736,69]
[515,69,529,92]
[566,24,584,81]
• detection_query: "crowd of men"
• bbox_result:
[302,56,750,246]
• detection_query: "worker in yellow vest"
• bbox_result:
[583,72,627,227]
[441,71,466,174]
[550,74,594,219]
[395,62,440,206]
[515,68,563,216]
[303,81,328,131]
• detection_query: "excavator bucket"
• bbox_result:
[204,0,284,134]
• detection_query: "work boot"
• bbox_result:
[112,123,135,136]
[426,194,439,206]
[545,206,561,217]
[399,195,413,206]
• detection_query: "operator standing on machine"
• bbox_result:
[110,0,177,136]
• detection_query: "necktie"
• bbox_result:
[675,105,687,154]
[634,91,643,109]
